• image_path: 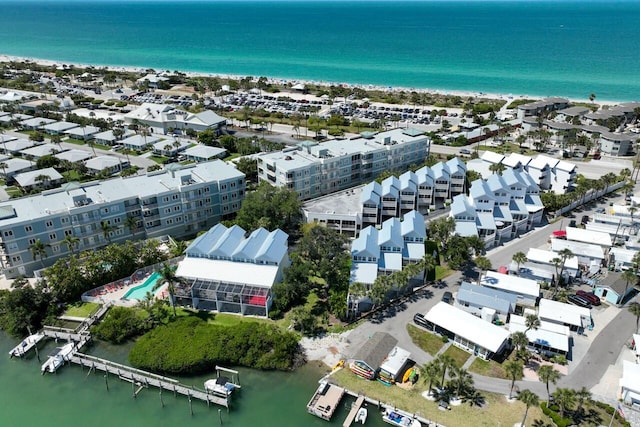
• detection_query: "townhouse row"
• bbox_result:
[450,167,545,249]
[302,157,465,236]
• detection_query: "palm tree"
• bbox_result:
[505,360,524,400]
[124,215,139,238]
[449,367,474,401]
[511,331,529,353]
[574,386,591,417]
[100,220,116,243]
[621,268,637,305]
[437,354,456,388]
[518,389,539,427]
[537,365,560,402]
[29,238,50,268]
[525,314,541,333]
[512,251,527,275]
[62,234,80,255]
[475,256,492,285]
[154,263,186,317]
[489,162,506,175]
[629,206,638,226]
[422,360,441,396]
[0,162,7,179]
[34,174,51,189]
[551,388,575,419]
[629,303,640,333]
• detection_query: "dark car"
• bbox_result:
[567,294,592,308]
[576,290,601,306]
[413,313,429,328]
[442,291,453,304]
[581,215,590,225]
[568,220,577,228]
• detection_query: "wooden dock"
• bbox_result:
[307,380,345,421]
[343,395,365,427]
[70,352,231,408]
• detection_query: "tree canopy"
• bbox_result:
[233,181,302,234]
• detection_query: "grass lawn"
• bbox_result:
[407,324,445,356]
[62,170,82,181]
[442,345,472,368]
[65,138,86,145]
[92,142,112,151]
[468,358,508,379]
[435,265,452,281]
[174,308,271,327]
[5,186,22,197]
[331,368,550,427]
[149,155,169,164]
[64,302,100,318]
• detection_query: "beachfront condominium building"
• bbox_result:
[174,223,290,317]
[516,97,570,119]
[0,160,245,278]
[124,103,227,135]
[256,128,430,200]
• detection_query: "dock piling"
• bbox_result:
[218,408,223,425]
[104,373,109,391]
[159,388,164,408]
[188,392,193,416]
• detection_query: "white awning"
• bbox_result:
[176,257,279,288]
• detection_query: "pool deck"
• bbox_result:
[85,274,168,307]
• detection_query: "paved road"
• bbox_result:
[347,207,639,400]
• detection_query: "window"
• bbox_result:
[114,217,121,224]
[162,196,169,202]
[173,206,180,211]
[3,230,13,237]
[166,219,173,225]
[172,194,179,200]
[49,233,57,240]
[11,256,21,262]
[52,245,60,253]
[61,217,69,224]
[45,220,53,228]
[25,226,32,232]
[220,184,227,190]
[64,229,72,236]
[28,238,36,245]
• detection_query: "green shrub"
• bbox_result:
[540,402,573,427]
[91,306,147,344]
[129,317,300,374]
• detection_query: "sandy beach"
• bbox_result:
[0,54,621,106]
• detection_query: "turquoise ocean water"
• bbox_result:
[0,0,638,100]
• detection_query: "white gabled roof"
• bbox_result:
[424,302,509,353]
[538,298,591,328]
[175,256,280,288]
[551,238,605,260]
[620,360,640,393]
[509,316,569,353]
[14,167,63,187]
[565,226,612,247]
[527,248,579,271]
[481,271,540,299]
[480,151,504,164]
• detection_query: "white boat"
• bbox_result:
[41,342,75,374]
[9,333,45,358]
[355,407,368,424]
[204,376,235,397]
[382,409,421,427]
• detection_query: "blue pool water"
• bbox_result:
[122,271,163,301]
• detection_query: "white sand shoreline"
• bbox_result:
[0,54,622,106]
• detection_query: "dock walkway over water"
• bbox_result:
[70,353,232,408]
[342,395,364,427]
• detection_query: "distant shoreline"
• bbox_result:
[0,54,621,107]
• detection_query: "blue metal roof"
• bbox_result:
[401,210,426,241]
[457,281,517,313]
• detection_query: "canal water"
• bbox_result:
[0,333,388,427]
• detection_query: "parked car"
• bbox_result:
[460,148,471,155]
[576,290,601,306]
[413,313,429,328]
[441,291,453,304]
[595,208,605,214]
[567,294,592,308]
[568,220,576,228]
[581,215,590,225]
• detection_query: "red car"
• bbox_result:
[576,290,601,306]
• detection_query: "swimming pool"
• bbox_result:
[122,271,164,301]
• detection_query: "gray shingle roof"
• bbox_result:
[351,332,397,371]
